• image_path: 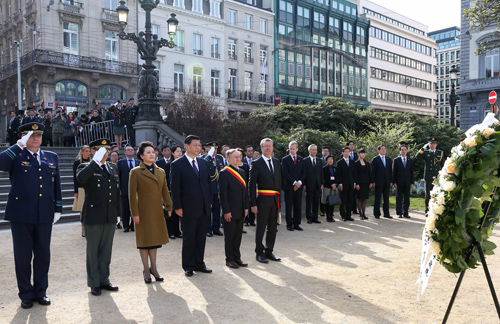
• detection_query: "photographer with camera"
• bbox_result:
[51,110,66,147]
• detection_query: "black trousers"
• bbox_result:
[425,180,433,211]
[255,203,278,255]
[167,211,182,236]
[8,130,19,146]
[284,188,303,227]
[180,212,208,271]
[246,210,256,225]
[223,216,244,261]
[305,186,320,220]
[396,184,411,217]
[374,183,390,217]
[339,187,353,219]
[121,195,134,231]
[207,194,221,233]
[11,221,52,301]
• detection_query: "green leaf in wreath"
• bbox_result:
[470,197,482,209]
[488,131,500,141]
[480,144,495,156]
[455,208,466,223]
[465,166,475,179]
[482,240,497,251]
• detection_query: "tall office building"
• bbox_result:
[428,27,461,126]
[360,0,436,116]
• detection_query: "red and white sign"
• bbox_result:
[274,95,281,106]
[489,91,497,104]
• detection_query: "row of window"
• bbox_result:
[61,22,118,60]
[436,65,461,77]
[362,7,425,36]
[369,26,432,56]
[429,29,460,41]
[370,47,433,73]
[227,10,268,34]
[436,39,460,51]
[370,67,432,90]
[436,106,461,116]
[437,50,460,63]
[370,88,432,108]
[436,78,461,90]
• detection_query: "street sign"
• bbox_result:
[489,91,497,104]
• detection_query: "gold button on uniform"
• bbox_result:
[40,185,43,188]
[109,200,111,202]
[39,176,42,179]
[39,194,42,197]
[39,168,42,171]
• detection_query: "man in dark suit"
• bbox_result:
[340,141,359,214]
[392,143,415,218]
[8,111,21,146]
[170,135,213,277]
[117,145,140,232]
[0,122,62,309]
[21,108,39,125]
[249,138,282,263]
[371,144,393,219]
[242,145,256,226]
[320,146,330,216]
[282,141,305,231]
[336,146,357,221]
[77,139,121,297]
[219,149,249,269]
[304,144,323,224]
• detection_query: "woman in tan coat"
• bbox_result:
[129,141,173,283]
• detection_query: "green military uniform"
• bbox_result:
[415,137,444,212]
[125,100,139,147]
[77,139,121,292]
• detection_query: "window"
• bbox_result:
[329,17,339,36]
[279,0,293,24]
[67,83,76,96]
[56,82,65,95]
[297,6,310,28]
[32,23,36,50]
[356,26,365,45]
[228,10,236,26]
[173,0,184,7]
[245,15,252,30]
[244,42,253,63]
[211,70,219,96]
[105,30,118,61]
[193,67,202,94]
[313,11,325,30]
[210,1,220,17]
[193,0,202,12]
[486,49,500,78]
[343,22,352,42]
[260,46,267,65]
[105,0,118,6]
[193,34,202,55]
[174,64,184,92]
[260,19,268,34]
[228,39,236,60]
[259,74,267,95]
[152,25,159,36]
[173,30,184,52]
[229,69,237,96]
[63,22,78,55]
[78,85,87,97]
[244,71,252,99]
[211,38,219,58]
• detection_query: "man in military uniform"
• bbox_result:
[77,139,121,297]
[415,137,444,213]
[125,98,139,147]
[203,141,225,237]
[0,122,63,309]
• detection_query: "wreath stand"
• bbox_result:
[442,196,500,323]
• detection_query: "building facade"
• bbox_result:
[458,0,500,131]
[274,0,370,108]
[360,0,436,116]
[428,27,461,126]
[0,0,140,142]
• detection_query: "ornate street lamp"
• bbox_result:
[449,65,459,127]
[116,0,178,122]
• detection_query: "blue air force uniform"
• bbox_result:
[203,142,225,236]
[0,122,62,304]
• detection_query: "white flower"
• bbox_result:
[431,185,442,196]
[428,209,438,220]
[430,241,441,255]
[434,204,445,215]
[451,144,465,158]
[437,192,446,205]
[426,216,436,231]
[442,181,456,192]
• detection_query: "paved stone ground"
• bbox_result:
[1,209,499,324]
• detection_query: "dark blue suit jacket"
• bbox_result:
[281,155,305,190]
[170,155,211,218]
[0,145,62,223]
[371,155,392,186]
[117,158,140,196]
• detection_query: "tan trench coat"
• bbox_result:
[129,162,173,248]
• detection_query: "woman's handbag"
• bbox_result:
[327,192,341,206]
[63,127,75,138]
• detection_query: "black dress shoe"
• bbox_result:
[124,228,130,233]
[404,215,411,218]
[116,224,122,229]
[143,273,152,284]
[307,220,312,224]
[398,215,403,218]
[249,222,256,226]
[21,299,33,309]
[235,259,248,267]
[256,254,269,263]
[213,230,224,236]
[185,270,194,277]
[197,267,213,273]
[131,227,135,232]
[311,219,321,224]
[287,227,294,231]
[169,235,175,239]
[242,229,247,233]
[293,225,303,231]
[362,215,369,220]
[150,268,164,281]
[265,253,281,262]
[91,287,101,296]
[35,296,51,306]
[100,284,119,291]
[245,223,250,227]
[383,215,393,219]
[374,215,380,219]
[175,234,183,238]
[207,232,213,237]
[226,261,239,269]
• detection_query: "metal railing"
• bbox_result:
[244,57,254,63]
[228,54,237,60]
[60,0,83,13]
[102,8,118,21]
[0,49,141,80]
[193,49,203,56]
[211,53,220,59]
[75,120,129,147]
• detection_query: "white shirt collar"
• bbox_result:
[379,154,385,158]
[185,154,198,167]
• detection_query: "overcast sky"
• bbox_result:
[369,0,462,33]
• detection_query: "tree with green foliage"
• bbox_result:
[464,0,500,54]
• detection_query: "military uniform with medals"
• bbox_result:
[415,137,444,212]
[203,142,225,236]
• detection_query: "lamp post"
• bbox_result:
[116,0,178,123]
[449,65,459,127]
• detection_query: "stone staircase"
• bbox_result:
[0,146,82,230]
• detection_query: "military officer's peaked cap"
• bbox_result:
[19,122,44,135]
[128,97,134,101]
[204,141,219,148]
[89,138,111,150]
[427,137,438,143]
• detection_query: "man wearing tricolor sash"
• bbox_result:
[249,138,282,264]
[219,149,249,269]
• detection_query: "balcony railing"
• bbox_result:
[228,54,237,60]
[13,9,22,23]
[0,49,141,80]
[193,49,203,56]
[25,0,37,17]
[244,57,254,63]
[227,90,271,103]
[211,53,220,59]
[101,8,118,22]
[174,46,184,52]
[59,0,83,14]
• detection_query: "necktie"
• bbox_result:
[101,164,109,177]
[129,159,133,170]
[192,159,199,178]
[293,156,296,165]
[403,158,406,168]
[33,152,39,166]
[382,157,386,167]
[313,158,315,167]
[345,158,349,167]
[350,152,353,159]
[268,159,274,173]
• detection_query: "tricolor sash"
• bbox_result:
[257,189,281,212]
[224,166,246,189]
